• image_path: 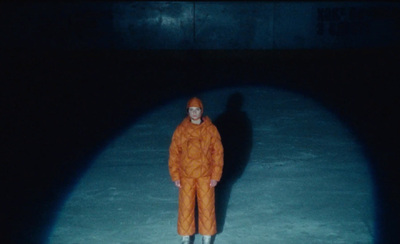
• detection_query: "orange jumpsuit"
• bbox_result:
[169,112,224,236]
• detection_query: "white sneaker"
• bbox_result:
[202,235,212,244]
[181,235,191,244]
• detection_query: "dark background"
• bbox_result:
[2,1,399,243]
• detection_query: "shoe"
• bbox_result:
[181,235,191,244]
[202,235,212,244]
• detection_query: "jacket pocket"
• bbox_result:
[186,138,202,160]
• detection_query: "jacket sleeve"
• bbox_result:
[168,128,181,182]
[210,126,224,181]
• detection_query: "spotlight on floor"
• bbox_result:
[48,87,374,244]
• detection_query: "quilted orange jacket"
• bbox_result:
[169,116,224,182]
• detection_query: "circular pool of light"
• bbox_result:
[48,87,374,244]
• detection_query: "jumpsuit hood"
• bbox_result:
[186,97,204,111]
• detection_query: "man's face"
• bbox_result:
[188,107,202,121]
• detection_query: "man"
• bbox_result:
[169,97,224,244]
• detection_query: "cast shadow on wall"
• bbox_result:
[214,92,253,233]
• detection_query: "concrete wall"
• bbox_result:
[1,1,399,49]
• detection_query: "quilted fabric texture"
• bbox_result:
[169,116,224,182]
[169,99,223,236]
[178,177,216,235]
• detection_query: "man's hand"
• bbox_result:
[210,179,218,188]
[174,180,181,188]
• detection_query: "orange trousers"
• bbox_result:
[177,176,216,236]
